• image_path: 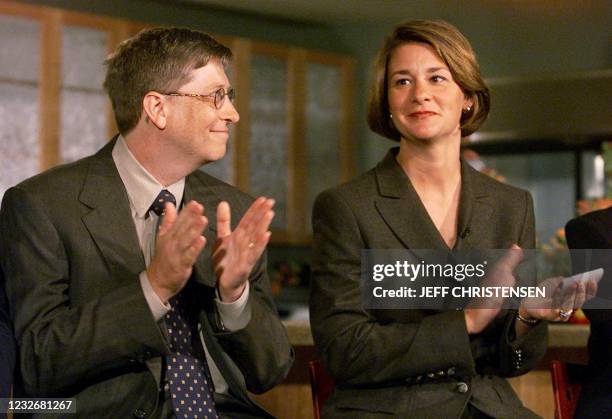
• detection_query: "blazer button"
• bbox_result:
[133,408,147,418]
[456,382,469,393]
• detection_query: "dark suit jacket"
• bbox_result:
[0,268,15,404]
[310,148,547,418]
[565,207,612,418]
[0,138,293,418]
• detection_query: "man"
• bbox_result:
[0,27,292,418]
[565,207,612,418]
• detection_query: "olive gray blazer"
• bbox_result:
[0,138,293,418]
[310,148,547,419]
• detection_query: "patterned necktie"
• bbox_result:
[148,189,177,260]
[165,293,218,418]
[149,189,177,219]
[149,191,218,418]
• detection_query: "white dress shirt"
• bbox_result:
[112,135,251,394]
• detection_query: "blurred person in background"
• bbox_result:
[566,206,612,418]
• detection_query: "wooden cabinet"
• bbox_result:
[220,40,355,244]
[0,1,139,196]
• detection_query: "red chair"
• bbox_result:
[308,359,335,419]
[550,360,583,419]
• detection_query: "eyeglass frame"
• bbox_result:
[161,87,236,109]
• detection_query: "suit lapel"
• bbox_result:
[79,138,146,281]
[185,172,222,288]
[454,162,494,250]
[374,149,494,251]
[187,174,256,406]
[374,149,448,251]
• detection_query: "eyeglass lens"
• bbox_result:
[214,88,235,108]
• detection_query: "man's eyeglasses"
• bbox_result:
[162,87,235,109]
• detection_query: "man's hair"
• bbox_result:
[104,27,232,135]
[367,20,490,140]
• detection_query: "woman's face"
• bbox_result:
[387,42,471,143]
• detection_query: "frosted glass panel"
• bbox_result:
[60,26,108,162]
[305,63,342,232]
[0,15,40,200]
[60,90,108,163]
[61,26,107,89]
[0,84,40,199]
[249,55,288,229]
[0,15,39,82]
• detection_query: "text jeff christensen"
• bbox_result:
[373,286,546,298]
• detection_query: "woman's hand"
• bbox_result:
[519,276,598,323]
[464,245,523,334]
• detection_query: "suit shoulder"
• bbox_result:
[9,155,94,196]
[316,168,377,204]
[469,166,531,202]
[566,207,612,242]
[569,207,612,228]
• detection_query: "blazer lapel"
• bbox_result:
[185,175,256,406]
[374,149,495,252]
[374,149,448,251]
[185,172,222,288]
[454,162,494,250]
[79,138,146,281]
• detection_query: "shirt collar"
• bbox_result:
[112,135,185,218]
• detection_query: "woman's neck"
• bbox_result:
[396,136,462,248]
[395,136,461,191]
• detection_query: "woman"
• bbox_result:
[310,20,588,418]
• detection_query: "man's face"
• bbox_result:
[164,60,239,166]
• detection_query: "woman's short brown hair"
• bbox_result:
[367,20,490,140]
[104,27,232,136]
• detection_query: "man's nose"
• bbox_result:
[221,98,240,123]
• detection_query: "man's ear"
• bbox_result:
[142,91,167,130]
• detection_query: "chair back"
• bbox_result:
[550,360,583,419]
[308,359,335,419]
